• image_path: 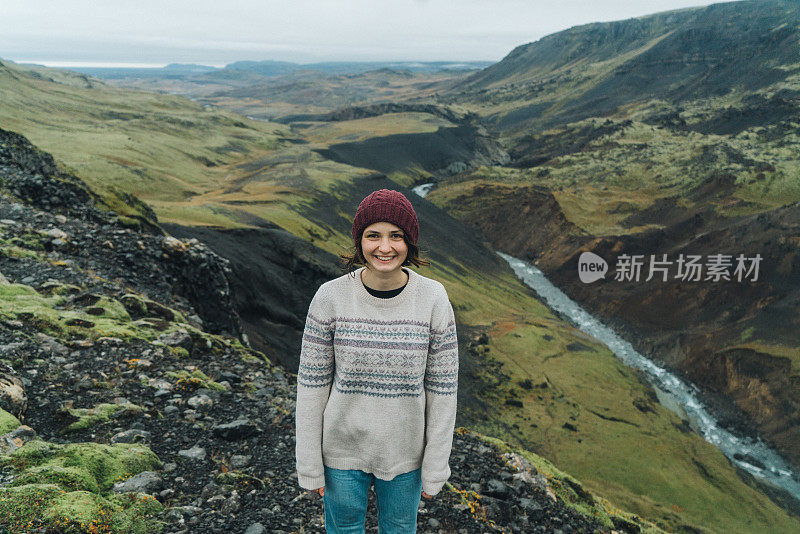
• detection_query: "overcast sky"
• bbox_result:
[2,0,734,67]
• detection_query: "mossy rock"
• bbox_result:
[121,294,186,323]
[64,318,96,328]
[0,284,133,339]
[38,281,82,295]
[13,463,100,492]
[7,233,45,251]
[165,346,190,359]
[117,216,142,230]
[61,403,143,434]
[1,439,164,532]
[119,294,148,317]
[10,440,161,491]
[0,483,64,532]
[144,300,185,323]
[0,407,21,434]
[166,369,226,393]
[43,490,163,533]
[0,242,44,259]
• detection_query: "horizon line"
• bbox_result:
[11,58,493,70]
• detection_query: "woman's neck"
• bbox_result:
[361,267,408,291]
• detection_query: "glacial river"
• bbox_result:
[413,182,800,501]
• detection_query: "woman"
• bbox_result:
[295,189,459,533]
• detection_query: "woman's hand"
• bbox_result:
[421,491,433,499]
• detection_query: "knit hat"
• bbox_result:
[352,189,419,245]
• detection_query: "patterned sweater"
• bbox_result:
[294,267,459,496]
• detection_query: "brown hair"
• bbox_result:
[341,231,430,275]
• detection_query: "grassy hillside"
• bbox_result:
[0,59,286,228]
[434,107,800,234]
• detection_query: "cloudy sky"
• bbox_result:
[2,0,733,67]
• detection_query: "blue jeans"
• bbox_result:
[323,465,422,533]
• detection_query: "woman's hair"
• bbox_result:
[341,230,430,275]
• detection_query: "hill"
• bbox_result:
[0,58,286,230]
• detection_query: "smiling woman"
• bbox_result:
[360,221,409,288]
[295,189,459,533]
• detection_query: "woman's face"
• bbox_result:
[360,221,408,275]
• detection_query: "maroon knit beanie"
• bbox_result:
[352,189,419,245]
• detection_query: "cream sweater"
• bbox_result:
[294,267,458,496]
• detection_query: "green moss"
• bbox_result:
[117,216,142,230]
[14,464,100,492]
[10,440,161,492]
[0,485,164,533]
[43,490,163,534]
[167,346,190,358]
[63,403,143,434]
[86,297,133,322]
[7,232,46,250]
[0,407,21,434]
[0,242,43,259]
[38,281,83,295]
[0,483,63,532]
[143,299,186,323]
[166,369,226,392]
[740,326,755,342]
[1,440,163,533]
[0,282,200,343]
[119,294,147,316]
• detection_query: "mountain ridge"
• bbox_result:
[444,0,800,134]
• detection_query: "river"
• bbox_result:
[412,182,800,502]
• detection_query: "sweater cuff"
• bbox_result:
[422,478,446,496]
[297,472,326,491]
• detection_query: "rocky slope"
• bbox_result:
[0,129,662,533]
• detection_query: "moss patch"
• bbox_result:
[43,490,163,534]
[0,282,198,344]
[10,440,161,491]
[0,407,21,434]
[62,403,144,434]
[1,441,163,533]
[166,369,226,393]
[0,485,164,533]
